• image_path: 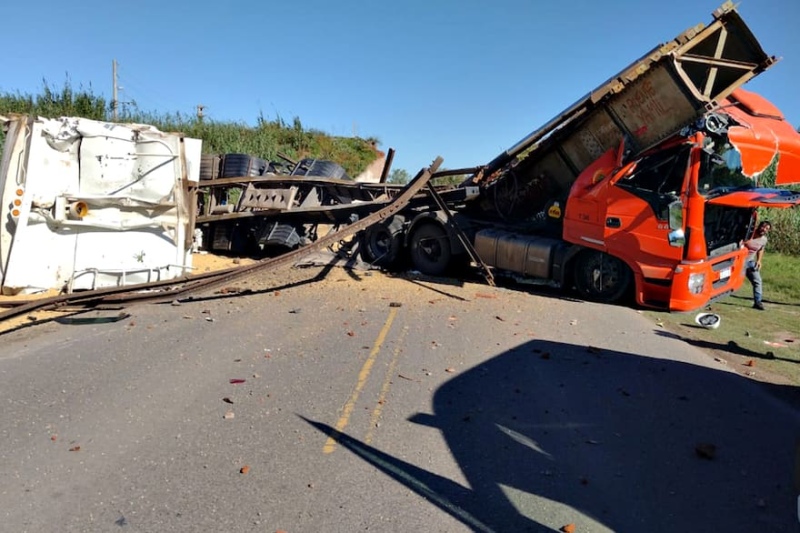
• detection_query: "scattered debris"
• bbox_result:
[445,367,456,373]
[694,312,721,329]
[569,320,578,326]
[745,360,755,367]
[560,524,576,533]
[223,411,235,419]
[389,302,402,308]
[216,286,247,295]
[695,443,717,460]
[495,316,505,321]
[288,309,301,314]
[346,331,355,337]
[171,300,181,306]
[56,312,131,325]
[240,465,250,474]
[50,435,57,442]
[223,397,234,404]
[229,379,246,385]
[764,341,786,348]
[69,445,81,452]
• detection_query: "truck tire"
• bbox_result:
[409,222,451,276]
[360,215,406,268]
[221,154,267,178]
[291,158,350,180]
[573,250,632,304]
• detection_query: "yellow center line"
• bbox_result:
[323,307,398,454]
[365,325,408,445]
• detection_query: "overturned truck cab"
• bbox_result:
[0,115,201,295]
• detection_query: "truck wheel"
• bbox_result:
[573,251,632,304]
[410,223,451,276]
[360,216,406,268]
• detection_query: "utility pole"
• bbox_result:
[112,59,118,121]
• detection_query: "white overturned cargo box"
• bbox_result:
[0,115,202,294]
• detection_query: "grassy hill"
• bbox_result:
[0,80,379,177]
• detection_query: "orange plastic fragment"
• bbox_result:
[240,465,250,474]
[745,360,755,367]
[561,524,576,533]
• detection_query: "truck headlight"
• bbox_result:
[688,273,706,295]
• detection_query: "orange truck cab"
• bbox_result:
[562,88,800,311]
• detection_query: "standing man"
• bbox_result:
[744,220,771,310]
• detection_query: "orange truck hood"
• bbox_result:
[724,89,800,187]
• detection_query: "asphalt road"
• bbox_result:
[1,264,798,532]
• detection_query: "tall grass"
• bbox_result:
[0,80,377,177]
[760,208,800,257]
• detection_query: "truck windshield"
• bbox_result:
[697,141,753,197]
[616,144,690,220]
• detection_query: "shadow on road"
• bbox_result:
[305,339,800,532]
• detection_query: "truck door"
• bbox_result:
[604,144,690,268]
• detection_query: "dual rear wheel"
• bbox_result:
[360,219,453,276]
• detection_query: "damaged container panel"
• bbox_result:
[0,116,202,294]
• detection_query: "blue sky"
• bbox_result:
[2,0,798,174]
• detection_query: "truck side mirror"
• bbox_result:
[667,199,685,247]
[668,200,683,230]
[668,228,686,247]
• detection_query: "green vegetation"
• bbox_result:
[0,80,378,177]
[760,207,800,259]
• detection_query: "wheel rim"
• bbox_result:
[575,252,631,303]
[419,235,443,262]
[372,230,393,259]
[410,223,451,276]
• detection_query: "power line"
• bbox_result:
[114,61,184,116]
